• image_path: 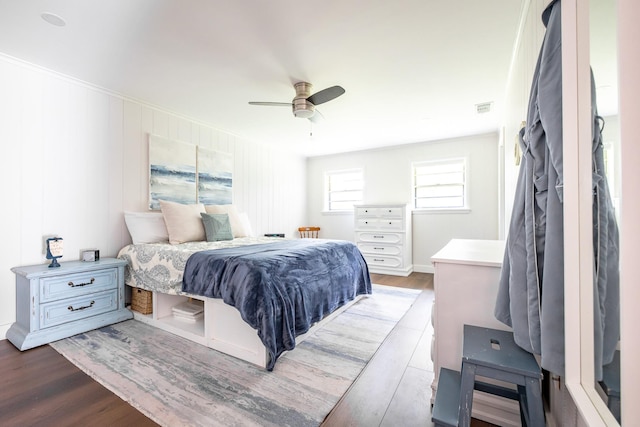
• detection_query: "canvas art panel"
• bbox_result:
[197,146,233,205]
[148,135,197,210]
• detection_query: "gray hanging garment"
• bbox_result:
[495,0,620,378]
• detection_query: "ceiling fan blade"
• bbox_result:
[306,85,345,106]
[248,102,292,106]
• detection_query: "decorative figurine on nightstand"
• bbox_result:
[45,237,63,268]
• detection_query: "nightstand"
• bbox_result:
[7,258,133,351]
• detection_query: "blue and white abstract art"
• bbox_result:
[148,135,197,210]
[197,147,233,205]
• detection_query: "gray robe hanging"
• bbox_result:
[494,0,619,377]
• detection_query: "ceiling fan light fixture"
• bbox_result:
[292,98,315,119]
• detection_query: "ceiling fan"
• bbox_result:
[249,82,345,121]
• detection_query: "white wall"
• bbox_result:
[0,54,307,339]
[306,133,500,272]
[501,0,549,235]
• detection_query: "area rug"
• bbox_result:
[50,284,420,427]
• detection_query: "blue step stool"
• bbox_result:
[432,325,545,427]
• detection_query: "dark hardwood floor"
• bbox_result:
[0,336,158,427]
[0,273,495,427]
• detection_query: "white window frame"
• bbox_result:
[412,158,469,212]
[324,168,364,213]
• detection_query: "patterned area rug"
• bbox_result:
[51,284,420,427]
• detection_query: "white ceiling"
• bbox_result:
[1,1,531,157]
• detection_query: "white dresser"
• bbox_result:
[354,204,412,276]
[430,239,522,427]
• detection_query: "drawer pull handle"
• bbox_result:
[373,235,384,239]
[374,259,385,262]
[68,278,95,287]
[68,301,95,312]
[374,247,384,250]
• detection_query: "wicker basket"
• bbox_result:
[131,288,153,315]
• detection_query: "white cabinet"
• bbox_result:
[430,239,522,427]
[354,204,412,276]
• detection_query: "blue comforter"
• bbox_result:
[182,239,372,370]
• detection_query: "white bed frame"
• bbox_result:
[131,288,361,368]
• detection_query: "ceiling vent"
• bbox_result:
[475,102,492,114]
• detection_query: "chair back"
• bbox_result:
[298,226,320,238]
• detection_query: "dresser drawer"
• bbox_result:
[40,289,118,329]
[357,231,403,244]
[379,207,404,218]
[378,219,403,231]
[356,218,380,229]
[40,268,118,302]
[355,207,379,217]
[358,242,402,256]
[362,254,403,269]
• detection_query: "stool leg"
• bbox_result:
[458,362,476,427]
[517,384,528,426]
[524,377,545,427]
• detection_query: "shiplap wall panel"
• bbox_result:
[122,101,144,212]
[0,59,22,326]
[0,54,306,338]
[20,68,46,264]
[108,98,127,254]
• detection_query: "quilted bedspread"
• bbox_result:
[181,239,372,370]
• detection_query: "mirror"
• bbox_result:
[589,0,620,423]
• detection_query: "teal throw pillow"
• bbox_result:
[201,213,234,241]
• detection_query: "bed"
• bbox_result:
[117,236,371,370]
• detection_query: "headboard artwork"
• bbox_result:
[197,146,233,205]
[148,134,233,210]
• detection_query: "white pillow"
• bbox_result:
[124,212,169,244]
[205,205,244,237]
[159,200,206,244]
[237,212,253,237]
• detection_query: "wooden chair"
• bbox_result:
[298,227,320,238]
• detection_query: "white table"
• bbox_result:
[431,239,523,427]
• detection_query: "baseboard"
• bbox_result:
[0,323,10,340]
[413,263,434,274]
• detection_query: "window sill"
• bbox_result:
[412,207,471,215]
[321,210,354,216]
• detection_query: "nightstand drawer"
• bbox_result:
[40,289,118,329]
[40,268,118,302]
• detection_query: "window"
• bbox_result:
[325,169,363,211]
[413,159,466,209]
